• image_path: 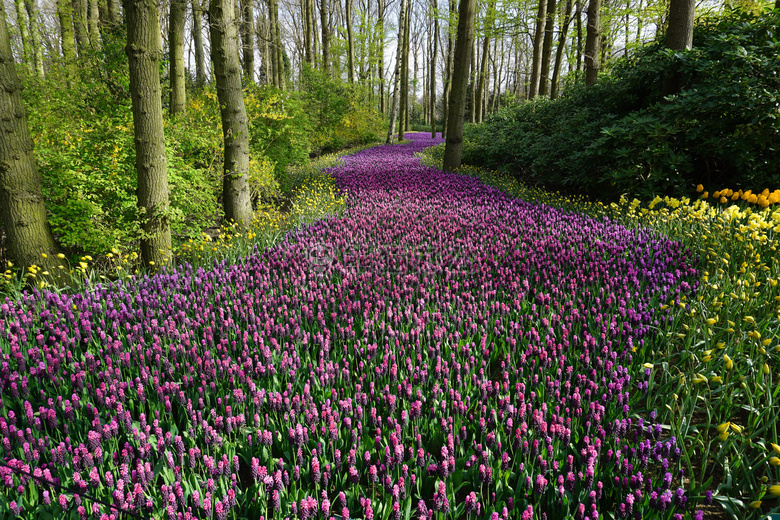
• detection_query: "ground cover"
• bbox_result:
[0,134,721,519]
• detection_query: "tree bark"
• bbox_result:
[665,0,694,51]
[24,0,45,77]
[124,0,172,268]
[538,0,556,96]
[583,0,600,85]
[442,0,475,171]
[468,39,475,122]
[210,0,254,227]
[575,0,582,72]
[241,0,256,82]
[169,0,186,113]
[15,0,32,68]
[320,0,330,73]
[528,0,547,98]
[193,0,207,86]
[550,0,572,98]
[377,0,385,113]
[385,0,406,143]
[430,0,438,136]
[0,1,63,277]
[269,0,284,87]
[57,0,78,72]
[441,0,455,139]
[398,0,410,139]
[346,0,355,82]
[72,0,90,54]
[88,0,100,44]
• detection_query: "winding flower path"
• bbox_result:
[0,133,700,519]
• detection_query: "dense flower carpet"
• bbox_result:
[0,133,700,519]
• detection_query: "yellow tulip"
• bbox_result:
[696,184,704,192]
[763,363,770,375]
[769,457,780,466]
[716,422,731,433]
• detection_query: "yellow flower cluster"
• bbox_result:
[707,187,780,208]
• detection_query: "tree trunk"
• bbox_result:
[528,0,547,98]
[210,0,254,227]
[398,0,410,139]
[57,0,78,72]
[270,0,284,87]
[72,0,90,54]
[468,39,475,122]
[258,14,271,82]
[584,0,600,85]
[377,0,385,113]
[575,0,582,72]
[430,0,438,136]
[88,0,100,44]
[15,0,32,68]
[538,0,556,96]
[107,0,120,22]
[441,0,455,139]
[550,0,572,98]
[241,0,256,82]
[124,0,172,268]
[24,0,45,77]
[320,0,330,73]
[0,2,63,278]
[169,0,186,114]
[442,0,475,171]
[475,34,487,122]
[665,0,694,51]
[193,0,207,86]
[661,0,694,96]
[385,0,407,143]
[346,0,355,82]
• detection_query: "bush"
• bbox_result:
[464,8,780,200]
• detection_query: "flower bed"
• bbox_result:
[1,133,700,519]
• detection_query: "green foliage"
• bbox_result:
[298,64,386,154]
[23,63,220,256]
[464,8,780,200]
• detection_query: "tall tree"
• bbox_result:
[442,0,476,171]
[268,0,285,87]
[24,0,45,77]
[661,0,694,95]
[57,0,78,73]
[321,0,331,73]
[241,0,256,81]
[399,0,410,137]
[73,0,90,54]
[14,0,32,68]
[1,1,63,276]
[538,0,556,96]
[169,0,187,114]
[386,0,407,143]
[210,0,254,227]
[441,0,455,139]
[550,0,573,98]
[475,0,495,122]
[88,0,100,44]
[528,0,547,98]
[377,0,385,113]
[346,0,356,82]
[430,0,439,136]
[124,0,172,268]
[583,0,600,85]
[192,0,208,86]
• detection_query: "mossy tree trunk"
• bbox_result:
[442,0,475,171]
[209,0,254,227]
[430,0,438,136]
[661,0,694,95]
[169,0,187,114]
[0,2,63,277]
[124,0,173,268]
[24,0,45,77]
[57,0,78,74]
[550,0,572,99]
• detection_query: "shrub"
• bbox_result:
[464,8,780,200]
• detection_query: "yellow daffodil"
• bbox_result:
[716,422,731,433]
[749,501,762,509]
[769,485,780,497]
[769,457,780,466]
[771,443,780,456]
[723,354,733,370]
